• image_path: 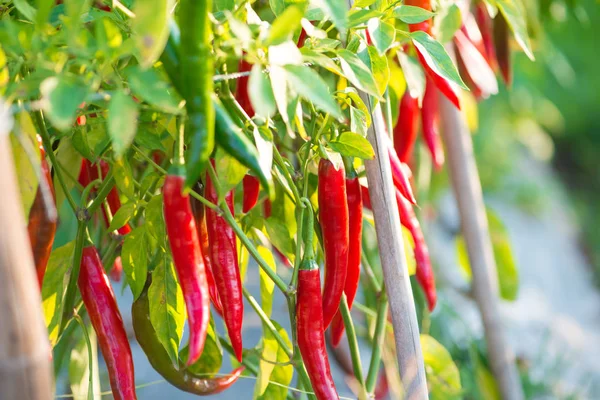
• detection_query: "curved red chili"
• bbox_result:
[88,161,132,236]
[493,12,512,87]
[163,174,210,365]
[330,174,362,347]
[393,90,420,164]
[189,184,224,316]
[395,189,437,311]
[205,166,244,362]
[78,246,137,400]
[318,159,349,329]
[27,135,57,288]
[235,58,254,116]
[242,175,260,213]
[78,159,91,187]
[421,76,445,170]
[386,137,417,204]
[475,2,498,72]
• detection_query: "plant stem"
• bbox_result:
[73,313,95,400]
[366,289,389,394]
[87,171,115,216]
[131,144,168,175]
[339,294,366,391]
[33,110,78,212]
[60,220,87,332]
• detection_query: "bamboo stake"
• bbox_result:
[360,97,429,399]
[0,122,53,399]
[438,94,524,399]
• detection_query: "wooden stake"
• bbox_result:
[0,131,53,400]
[438,94,524,400]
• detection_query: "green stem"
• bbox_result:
[217,337,258,375]
[272,148,302,204]
[340,294,366,391]
[60,220,87,333]
[366,290,389,394]
[73,313,95,400]
[87,171,115,216]
[361,252,382,293]
[33,111,78,212]
[131,144,168,175]
[101,238,120,273]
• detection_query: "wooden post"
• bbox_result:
[0,125,53,399]
[361,98,429,399]
[438,94,524,400]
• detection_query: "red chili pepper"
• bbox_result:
[454,29,498,98]
[421,76,445,170]
[456,50,484,100]
[27,135,57,288]
[78,246,137,400]
[78,159,91,187]
[88,161,132,236]
[318,159,349,329]
[189,183,224,316]
[235,58,254,116]
[374,372,389,400]
[405,0,461,110]
[329,174,362,347]
[163,174,210,365]
[493,11,512,86]
[110,256,123,282]
[475,2,498,72]
[386,136,417,204]
[205,165,244,362]
[360,186,436,310]
[297,28,308,47]
[395,189,437,311]
[393,90,420,164]
[297,207,339,399]
[242,175,260,213]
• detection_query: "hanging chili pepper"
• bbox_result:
[329,171,363,347]
[475,2,499,72]
[456,50,484,100]
[242,175,260,213]
[393,90,420,164]
[386,136,417,204]
[318,159,349,329]
[297,203,340,400]
[110,256,123,282]
[395,189,437,311]
[493,11,512,86]
[297,27,308,47]
[78,245,137,400]
[360,186,437,310]
[163,173,210,365]
[189,182,224,316]
[205,164,244,362]
[235,58,254,117]
[405,0,461,110]
[422,76,445,170]
[179,0,215,186]
[454,29,498,98]
[27,135,57,288]
[87,161,132,236]
[132,281,244,395]
[78,159,91,187]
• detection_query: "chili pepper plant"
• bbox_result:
[1,0,534,398]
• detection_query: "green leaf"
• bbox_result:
[108,91,139,157]
[11,112,40,220]
[126,66,182,114]
[338,49,380,97]
[258,246,276,318]
[284,65,343,119]
[350,107,368,137]
[421,334,462,400]
[455,209,519,301]
[496,0,534,60]
[411,30,467,90]
[53,138,80,211]
[121,227,148,299]
[264,217,294,261]
[249,64,277,118]
[215,147,248,193]
[329,132,375,159]
[367,46,389,96]
[393,5,435,24]
[184,322,223,376]
[347,9,381,28]
[317,0,348,30]
[132,0,169,68]
[14,0,37,22]
[36,0,53,28]
[113,158,136,200]
[145,194,166,243]
[397,52,426,101]
[267,5,304,46]
[353,0,377,8]
[255,320,293,400]
[69,328,101,400]
[0,46,8,94]
[300,49,344,77]
[475,360,501,400]
[433,4,462,44]
[367,18,395,55]
[107,202,136,233]
[150,253,186,366]
[42,241,75,346]
[40,76,89,131]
